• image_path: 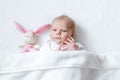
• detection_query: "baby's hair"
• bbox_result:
[52,15,75,28]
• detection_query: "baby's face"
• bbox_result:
[50,20,73,44]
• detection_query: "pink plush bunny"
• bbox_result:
[14,21,50,53]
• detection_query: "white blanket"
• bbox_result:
[0,51,120,80]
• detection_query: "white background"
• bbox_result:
[0,0,120,54]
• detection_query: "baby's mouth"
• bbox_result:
[55,37,61,39]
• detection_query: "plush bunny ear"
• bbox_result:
[34,24,50,34]
[14,21,27,33]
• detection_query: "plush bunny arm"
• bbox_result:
[33,44,40,50]
[34,24,50,34]
[18,43,26,48]
[14,21,27,33]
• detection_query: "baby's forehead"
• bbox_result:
[53,19,68,24]
[52,20,74,29]
[53,19,72,26]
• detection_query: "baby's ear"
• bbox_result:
[72,34,74,37]
[70,32,74,37]
[71,34,75,38]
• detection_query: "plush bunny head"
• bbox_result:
[23,31,38,45]
[14,21,50,52]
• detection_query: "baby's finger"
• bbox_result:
[70,37,75,42]
[67,37,74,43]
[60,46,68,51]
[64,41,70,45]
[67,38,73,42]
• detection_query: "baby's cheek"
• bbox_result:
[62,35,69,42]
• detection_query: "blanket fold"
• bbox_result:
[0,51,120,80]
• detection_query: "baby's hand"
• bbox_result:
[64,37,78,50]
[57,37,79,51]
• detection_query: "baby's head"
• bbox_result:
[50,15,75,44]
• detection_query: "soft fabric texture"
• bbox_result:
[0,51,120,80]
[40,40,86,51]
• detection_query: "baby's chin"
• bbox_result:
[55,40,67,45]
[53,38,67,45]
[54,41,61,45]
[53,40,62,44]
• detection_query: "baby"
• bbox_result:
[40,15,86,51]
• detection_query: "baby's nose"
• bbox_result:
[56,30,61,35]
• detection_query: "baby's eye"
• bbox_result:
[61,30,67,32]
[52,29,56,31]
